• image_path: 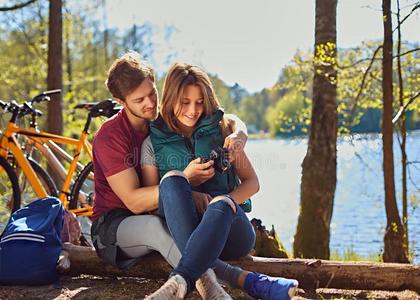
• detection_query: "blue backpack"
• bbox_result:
[0,197,64,285]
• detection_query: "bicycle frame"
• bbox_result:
[0,122,93,216]
[25,136,91,183]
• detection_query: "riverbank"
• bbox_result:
[0,275,418,299]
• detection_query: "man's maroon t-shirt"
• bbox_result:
[92,109,148,222]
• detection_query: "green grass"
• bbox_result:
[330,248,383,262]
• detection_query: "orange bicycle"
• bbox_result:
[0,91,119,225]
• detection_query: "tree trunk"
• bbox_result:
[92,40,98,95]
[294,0,338,259]
[381,0,408,263]
[64,15,72,94]
[102,0,109,64]
[47,0,63,135]
[62,244,420,293]
[396,0,409,260]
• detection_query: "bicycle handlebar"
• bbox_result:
[0,100,7,110]
[0,99,42,119]
[74,99,122,118]
[43,89,61,96]
[1,89,60,117]
[1,93,119,127]
[19,102,43,117]
[31,89,61,104]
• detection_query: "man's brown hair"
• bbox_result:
[105,51,155,101]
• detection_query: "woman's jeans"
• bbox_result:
[156,174,256,291]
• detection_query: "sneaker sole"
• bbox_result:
[288,280,299,298]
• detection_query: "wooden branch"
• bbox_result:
[398,47,420,58]
[407,162,420,191]
[392,91,420,124]
[347,46,383,127]
[338,47,419,70]
[63,243,420,293]
[392,3,420,33]
[338,47,382,70]
[0,0,37,11]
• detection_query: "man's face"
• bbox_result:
[119,77,158,121]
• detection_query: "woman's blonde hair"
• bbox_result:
[160,62,222,133]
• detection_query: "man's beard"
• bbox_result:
[126,105,157,121]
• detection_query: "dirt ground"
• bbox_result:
[0,275,418,300]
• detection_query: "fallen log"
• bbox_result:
[62,243,171,279]
[62,243,420,293]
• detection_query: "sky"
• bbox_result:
[2,0,418,92]
[102,0,419,93]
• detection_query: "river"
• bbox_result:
[246,130,420,263]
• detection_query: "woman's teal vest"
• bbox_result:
[149,109,252,212]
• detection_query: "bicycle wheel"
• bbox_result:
[70,162,94,210]
[0,156,20,231]
[70,162,94,246]
[13,157,58,208]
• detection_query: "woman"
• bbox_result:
[141,63,298,300]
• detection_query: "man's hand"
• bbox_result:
[192,191,212,215]
[223,130,247,163]
[183,158,215,186]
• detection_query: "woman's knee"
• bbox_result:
[208,195,237,213]
[158,171,195,215]
[159,170,190,200]
[160,170,187,184]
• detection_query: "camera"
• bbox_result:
[201,147,231,173]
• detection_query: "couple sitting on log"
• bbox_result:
[91,51,298,300]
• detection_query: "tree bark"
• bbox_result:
[102,0,109,64]
[294,0,338,259]
[64,17,72,94]
[62,244,420,293]
[396,0,409,259]
[381,0,408,263]
[47,0,63,135]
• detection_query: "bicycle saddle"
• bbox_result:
[74,99,121,118]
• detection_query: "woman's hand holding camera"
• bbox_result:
[183,158,215,186]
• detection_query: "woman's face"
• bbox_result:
[174,84,204,128]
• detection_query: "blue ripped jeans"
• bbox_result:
[156,174,255,292]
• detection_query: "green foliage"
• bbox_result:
[314,41,337,86]
[210,74,237,115]
[0,3,48,100]
[266,90,311,136]
[265,52,313,136]
[0,2,157,139]
[239,92,269,132]
[263,42,419,136]
[0,2,418,139]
